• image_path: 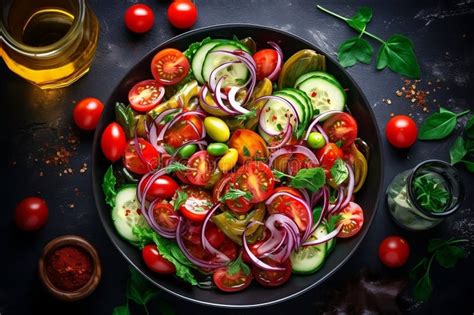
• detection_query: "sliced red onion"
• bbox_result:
[214,78,239,115]
[256,224,286,255]
[258,95,300,136]
[146,198,178,239]
[340,163,355,211]
[315,124,329,144]
[302,225,342,246]
[157,110,206,142]
[328,186,344,215]
[242,222,285,271]
[137,169,168,206]
[199,85,232,116]
[311,186,329,234]
[208,61,240,93]
[133,133,152,172]
[267,123,293,150]
[176,218,227,269]
[267,41,283,81]
[310,189,324,207]
[299,188,311,205]
[304,110,344,141]
[227,86,251,114]
[268,145,319,167]
[260,230,288,257]
[148,108,179,152]
[200,203,231,263]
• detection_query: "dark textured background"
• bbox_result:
[1,0,473,314]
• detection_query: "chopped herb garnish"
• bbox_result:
[236,109,257,122]
[220,187,252,202]
[330,159,349,185]
[164,162,193,173]
[173,191,188,211]
[242,145,251,157]
[274,168,326,193]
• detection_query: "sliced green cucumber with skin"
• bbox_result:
[192,41,222,84]
[280,88,314,123]
[325,222,336,254]
[112,185,149,244]
[294,71,340,88]
[290,225,327,274]
[258,96,298,140]
[274,91,307,129]
[297,76,346,115]
[201,42,250,88]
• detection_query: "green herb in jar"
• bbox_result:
[412,174,450,212]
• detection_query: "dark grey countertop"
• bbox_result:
[1,0,473,314]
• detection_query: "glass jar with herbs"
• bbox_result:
[386,160,464,231]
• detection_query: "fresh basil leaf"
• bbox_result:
[330,159,349,185]
[427,238,449,253]
[450,136,467,165]
[461,159,474,172]
[466,116,474,139]
[465,139,474,153]
[243,145,251,157]
[418,112,457,140]
[413,273,432,302]
[439,107,452,114]
[409,257,428,281]
[127,266,158,305]
[102,165,117,208]
[312,206,323,223]
[346,7,373,31]
[376,34,420,79]
[290,167,326,193]
[325,214,342,232]
[434,245,465,268]
[112,305,130,315]
[338,37,373,67]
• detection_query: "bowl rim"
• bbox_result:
[92,22,384,308]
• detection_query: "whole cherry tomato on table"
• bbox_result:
[167,1,198,29]
[73,97,103,131]
[101,122,127,162]
[379,236,410,268]
[124,4,154,33]
[385,115,418,148]
[15,197,48,231]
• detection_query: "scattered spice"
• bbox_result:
[391,78,442,112]
[46,245,93,291]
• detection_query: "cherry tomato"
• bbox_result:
[101,122,127,162]
[167,1,198,29]
[177,187,212,222]
[242,240,264,263]
[124,4,154,33]
[212,174,252,214]
[337,202,364,238]
[73,97,104,131]
[267,192,310,232]
[151,48,190,86]
[186,151,213,186]
[139,174,178,201]
[151,201,179,231]
[322,113,358,149]
[219,239,239,261]
[128,80,164,112]
[164,115,203,148]
[182,220,203,245]
[253,49,279,81]
[316,143,343,170]
[205,224,225,249]
[142,244,176,274]
[123,138,160,174]
[252,258,292,287]
[15,197,48,231]
[228,129,268,164]
[378,236,410,268]
[235,161,275,203]
[273,186,303,198]
[213,265,252,292]
[287,153,318,176]
[385,115,418,149]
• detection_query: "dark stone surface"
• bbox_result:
[1,0,473,314]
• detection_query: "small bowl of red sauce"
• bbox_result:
[38,235,102,301]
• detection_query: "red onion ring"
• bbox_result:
[267,41,283,81]
[315,124,329,144]
[328,186,344,215]
[157,111,206,142]
[267,123,293,150]
[200,203,231,263]
[258,95,300,136]
[214,78,239,115]
[339,163,355,211]
[133,133,153,172]
[227,86,251,114]
[199,85,233,116]
[310,189,324,207]
[268,145,319,167]
[302,225,342,246]
[208,61,240,93]
[298,188,311,206]
[148,108,179,153]
[304,110,344,141]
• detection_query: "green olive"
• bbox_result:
[307,132,326,149]
[207,143,229,156]
[204,117,230,142]
[178,144,197,159]
[278,50,326,89]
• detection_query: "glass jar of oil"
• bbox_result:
[0,0,99,89]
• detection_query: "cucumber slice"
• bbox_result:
[112,185,149,243]
[325,221,337,254]
[280,88,314,123]
[290,225,327,274]
[274,91,307,129]
[192,41,221,84]
[258,97,298,139]
[297,76,346,114]
[201,42,250,88]
[294,71,339,88]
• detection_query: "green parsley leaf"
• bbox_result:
[376,34,420,79]
[127,266,158,305]
[164,161,192,173]
[173,191,188,211]
[427,238,450,253]
[449,136,467,165]
[236,109,257,122]
[330,159,349,185]
[312,206,323,223]
[325,214,342,232]
[242,145,251,157]
[276,123,284,132]
[413,174,450,212]
[102,165,117,208]
[219,187,252,202]
[461,159,474,172]
[290,167,326,193]
[413,273,432,302]
[346,7,373,31]
[338,37,373,67]
[419,108,470,140]
[112,305,130,315]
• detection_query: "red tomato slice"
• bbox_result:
[252,258,292,288]
[123,138,160,174]
[164,115,202,148]
[139,174,179,201]
[151,48,190,85]
[235,161,275,203]
[316,143,343,170]
[273,186,303,198]
[151,201,179,231]
[177,187,213,222]
[213,265,252,292]
[337,202,364,238]
[322,113,358,149]
[228,129,268,164]
[267,193,310,232]
[253,49,279,81]
[212,173,253,214]
[186,151,213,186]
[128,79,164,112]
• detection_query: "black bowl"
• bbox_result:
[92,24,384,308]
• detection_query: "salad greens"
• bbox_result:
[317,5,420,79]
[103,165,117,208]
[219,187,253,202]
[330,159,349,185]
[173,191,188,211]
[412,174,450,212]
[273,167,326,193]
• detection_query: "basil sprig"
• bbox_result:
[419,107,470,140]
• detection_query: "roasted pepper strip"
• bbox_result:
[148,80,199,118]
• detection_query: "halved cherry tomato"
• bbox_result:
[151,48,190,86]
[229,129,268,164]
[182,219,203,245]
[164,115,203,148]
[177,187,213,222]
[273,186,303,198]
[241,240,264,264]
[337,202,364,238]
[316,143,343,170]
[212,173,253,214]
[152,201,179,231]
[101,122,127,162]
[267,192,310,232]
[213,264,252,292]
[123,138,160,174]
[235,161,275,203]
[139,174,178,201]
[287,153,318,176]
[252,258,292,287]
[253,49,279,81]
[323,113,358,149]
[219,238,239,261]
[186,151,213,186]
[128,80,164,112]
[142,244,176,274]
[205,224,225,249]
